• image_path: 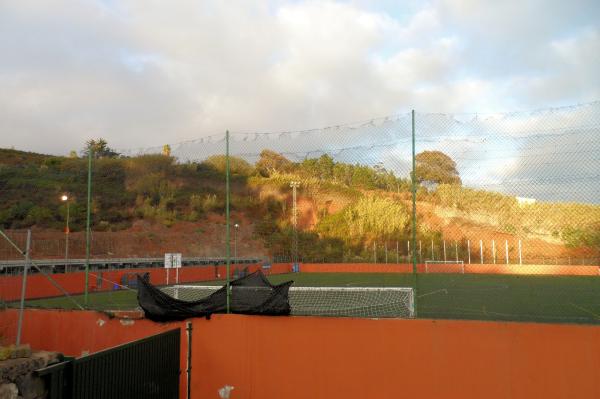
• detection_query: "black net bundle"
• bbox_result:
[136,271,293,322]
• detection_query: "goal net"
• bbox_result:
[161,285,414,318]
[425,260,465,274]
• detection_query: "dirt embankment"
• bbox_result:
[1,188,596,261]
[0,213,268,260]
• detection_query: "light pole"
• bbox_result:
[61,194,70,272]
[234,223,239,264]
[290,181,300,268]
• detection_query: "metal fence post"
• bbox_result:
[85,149,92,305]
[16,230,31,346]
[225,130,231,313]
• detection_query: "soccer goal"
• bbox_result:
[424,260,465,274]
[162,285,415,319]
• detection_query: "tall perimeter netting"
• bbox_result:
[1,101,599,334]
[414,103,600,323]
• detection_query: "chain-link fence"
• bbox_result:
[1,101,599,339]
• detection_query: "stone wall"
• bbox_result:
[0,345,61,399]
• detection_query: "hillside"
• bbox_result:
[0,147,598,262]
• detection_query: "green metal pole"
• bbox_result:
[65,200,70,272]
[411,110,418,317]
[225,131,231,313]
[84,149,92,305]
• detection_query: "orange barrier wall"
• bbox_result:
[1,309,600,399]
[191,315,600,399]
[0,263,292,302]
[0,309,188,398]
[301,262,600,276]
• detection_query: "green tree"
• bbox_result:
[256,150,293,177]
[415,151,461,185]
[300,154,334,179]
[203,155,254,176]
[83,138,119,159]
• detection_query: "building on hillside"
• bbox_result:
[516,196,536,207]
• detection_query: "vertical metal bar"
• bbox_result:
[492,240,496,264]
[467,240,471,264]
[396,241,399,264]
[290,181,299,266]
[234,225,237,264]
[505,240,509,264]
[411,110,418,316]
[16,230,31,346]
[455,241,458,262]
[479,239,484,264]
[85,149,92,304]
[443,240,447,262]
[65,201,70,272]
[419,240,422,263]
[518,239,522,265]
[186,322,192,399]
[373,242,376,263]
[385,243,388,263]
[431,240,434,261]
[225,131,231,313]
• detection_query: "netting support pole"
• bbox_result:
[411,109,418,317]
[16,229,31,346]
[480,240,483,264]
[84,148,92,305]
[225,130,231,313]
[373,242,376,264]
[385,243,388,264]
[467,240,471,264]
[455,241,458,262]
[290,181,300,267]
[443,240,447,262]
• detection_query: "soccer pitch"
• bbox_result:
[21,272,600,324]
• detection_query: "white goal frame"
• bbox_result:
[424,260,465,274]
[164,285,415,318]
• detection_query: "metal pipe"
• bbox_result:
[65,199,70,272]
[225,131,231,313]
[186,322,193,399]
[84,149,92,304]
[16,230,31,346]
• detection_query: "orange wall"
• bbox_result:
[191,315,600,399]
[301,262,600,276]
[0,262,292,302]
[0,309,188,398]
[2,309,600,399]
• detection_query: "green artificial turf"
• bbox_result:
[19,272,600,324]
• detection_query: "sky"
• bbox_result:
[0,0,599,202]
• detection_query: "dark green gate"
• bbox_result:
[39,328,181,399]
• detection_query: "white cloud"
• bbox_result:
[0,0,598,165]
